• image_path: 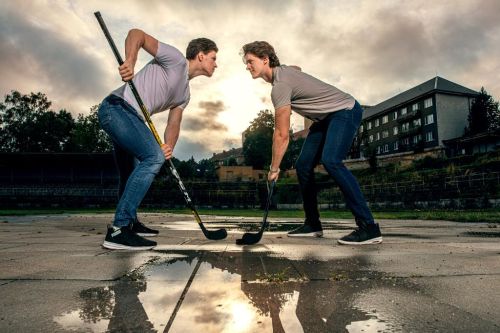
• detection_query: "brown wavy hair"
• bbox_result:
[242,41,280,67]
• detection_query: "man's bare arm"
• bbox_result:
[161,107,183,160]
[119,29,159,81]
[269,105,291,180]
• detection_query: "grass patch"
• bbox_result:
[256,267,291,283]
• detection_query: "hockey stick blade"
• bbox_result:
[236,181,275,245]
[199,221,228,240]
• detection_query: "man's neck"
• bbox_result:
[188,60,201,80]
[262,67,274,83]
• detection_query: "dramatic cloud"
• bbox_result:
[183,101,227,132]
[174,137,214,161]
[0,3,112,114]
[1,0,499,160]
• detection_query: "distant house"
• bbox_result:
[443,130,500,157]
[216,165,266,182]
[211,147,245,166]
[352,76,479,158]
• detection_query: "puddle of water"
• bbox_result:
[346,318,388,332]
[53,252,399,332]
[53,287,115,333]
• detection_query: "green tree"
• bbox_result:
[242,109,274,169]
[176,156,198,179]
[225,157,238,166]
[197,158,217,180]
[0,91,75,152]
[243,109,307,170]
[466,87,500,135]
[68,105,113,152]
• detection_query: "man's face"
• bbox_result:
[200,50,218,77]
[244,53,266,79]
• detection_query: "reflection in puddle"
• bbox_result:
[54,287,114,332]
[54,252,395,332]
[346,318,388,332]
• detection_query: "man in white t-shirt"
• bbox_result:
[98,29,218,250]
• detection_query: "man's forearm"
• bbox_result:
[164,124,180,150]
[270,132,289,171]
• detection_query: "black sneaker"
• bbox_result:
[102,225,157,250]
[338,222,382,245]
[287,224,323,238]
[131,219,159,237]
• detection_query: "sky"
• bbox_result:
[1,0,499,161]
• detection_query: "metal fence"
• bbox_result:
[1,172,499,209]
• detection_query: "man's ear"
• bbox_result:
[197,52,204,62]
[263,55,269,65]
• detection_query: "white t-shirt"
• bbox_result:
[112,42,190,118]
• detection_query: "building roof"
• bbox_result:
[211,147,243,161]
[364,76,478,119]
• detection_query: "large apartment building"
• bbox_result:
[352,76,478,158]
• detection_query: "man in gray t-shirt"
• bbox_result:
[242,41,382,246]
[98,29,218,250]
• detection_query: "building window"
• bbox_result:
[413,118,421,127]
[401,107,407,115]
[424,114,434,125]
[413,134,422,144]
[377,146,381,154]
[424,98,433,108]
[376,132,380,141]
[402,122,409,132]
[393,111,398,120]
[382,130,389,138]
[384,144,389,153]
[382,115,389,124]
[394,141,399,150]
[360,124,364,132]
[369,135,374,143]
[426,131,434,142]
[412,103,419,111]
[402,137,409,145]
[375,119,380,127]
[367,121,372,130]
[393,126,399,135]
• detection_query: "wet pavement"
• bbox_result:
[0,214,499,332]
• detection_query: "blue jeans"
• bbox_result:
[296,101,375,226]
[98,95,165,227]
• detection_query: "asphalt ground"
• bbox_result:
[0,213,499,332]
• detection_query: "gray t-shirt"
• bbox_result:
[112,42,190,119]
[271,65,355,121]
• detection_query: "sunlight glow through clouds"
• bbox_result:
[1,0,499,160]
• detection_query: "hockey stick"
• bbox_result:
[94,11,227,240]
[236,180,275,245]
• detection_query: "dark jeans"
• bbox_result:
[98,95,164,227]
[296,101,375,226]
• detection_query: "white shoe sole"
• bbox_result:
[337,237,383,245]
[102,241,156,250]
[135,233,158,237]
[287,231,323,238]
